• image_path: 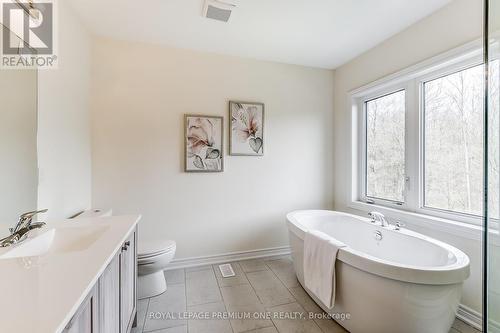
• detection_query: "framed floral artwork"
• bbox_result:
[229,101,265,156]
[185,115,224,172]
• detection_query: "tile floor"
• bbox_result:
[132,256,480,333]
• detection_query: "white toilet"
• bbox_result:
[138,239,176,299]
[74,209,176,299]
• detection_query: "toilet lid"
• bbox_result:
[138,239,176,258]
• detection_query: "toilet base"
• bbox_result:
[138,270,167,299]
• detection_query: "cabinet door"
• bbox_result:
[62,285,98,333]
[120,229,137,333]
[99,254,120,333]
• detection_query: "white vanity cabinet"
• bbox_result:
[63,227,137,333]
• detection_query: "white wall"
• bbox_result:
[90,38,335,259]
[37,0,92,221]
[332,0,483,312]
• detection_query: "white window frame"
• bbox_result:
[350,39,485,226]
[358,85,412,208]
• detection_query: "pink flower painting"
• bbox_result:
[230,102,264,155]
[185,115,223,172]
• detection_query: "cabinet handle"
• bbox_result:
[122,240,131,251]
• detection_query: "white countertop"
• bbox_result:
[0,215,140,333]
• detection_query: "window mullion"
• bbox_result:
[404,80,420,212]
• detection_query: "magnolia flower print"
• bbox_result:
[232,104,263,153]
[187,118,214,154]
[187,117,221,170]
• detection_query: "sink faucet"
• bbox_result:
[368,211,391,228]
[0,209,48,248]
[10,209,48,234]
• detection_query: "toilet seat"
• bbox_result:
[138,239,176,260]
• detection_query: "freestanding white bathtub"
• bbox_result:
[287,210,470,333]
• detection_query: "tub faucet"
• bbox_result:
[368,211,390,227]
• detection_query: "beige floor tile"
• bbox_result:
[266,259,299,288]
[213,262,250,287]
[288,285,322,314]
[246,270,295,307]
[226,302,274,333]
[314,317,348,333]
[220,284,261,306]
[151,326,188,333]
[239,259,269,273]
[164,269,185,285]
[144,284,186,332]
[186,269,222,306]
[220,284,273,332]
[187,301,233,333]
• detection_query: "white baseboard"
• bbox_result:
[457,304,483,331]
[165,246,292,270]
[456,304,500,333]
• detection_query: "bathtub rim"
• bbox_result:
[287,210,470,285]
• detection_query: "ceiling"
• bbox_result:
[67,0,452,69]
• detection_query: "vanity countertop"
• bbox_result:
[0,215,140,333]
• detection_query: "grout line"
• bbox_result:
[214,262,244,333]
[185,266,223,308]
[265,260,337,333]
[245,269,268,307]
[143,322,187,333]
[237,322,276,333]
[187,300,225,308]
[141,298,150,332]
[220,295,236,333]
[209,264,224,304]
[266,260,295,290]
[240,261,281,333]
[265,300,298,311]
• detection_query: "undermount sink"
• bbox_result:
[0,225,109,259]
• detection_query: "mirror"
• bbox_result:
[0,24,38,234]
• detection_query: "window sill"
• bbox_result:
[348,200,483,241]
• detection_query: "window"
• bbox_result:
[423,65,484,216]
[365,91,406,203]
[354,45,500,224]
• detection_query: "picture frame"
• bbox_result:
[229,101,265,156]
[184,114,224,172]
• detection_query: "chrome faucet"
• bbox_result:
[368,211,390,228]
[10,209,48,234]
[0,209,48,248]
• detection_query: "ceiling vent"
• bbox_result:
[203,0,236,23]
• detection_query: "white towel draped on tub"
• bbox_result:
[303,230,346,309]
